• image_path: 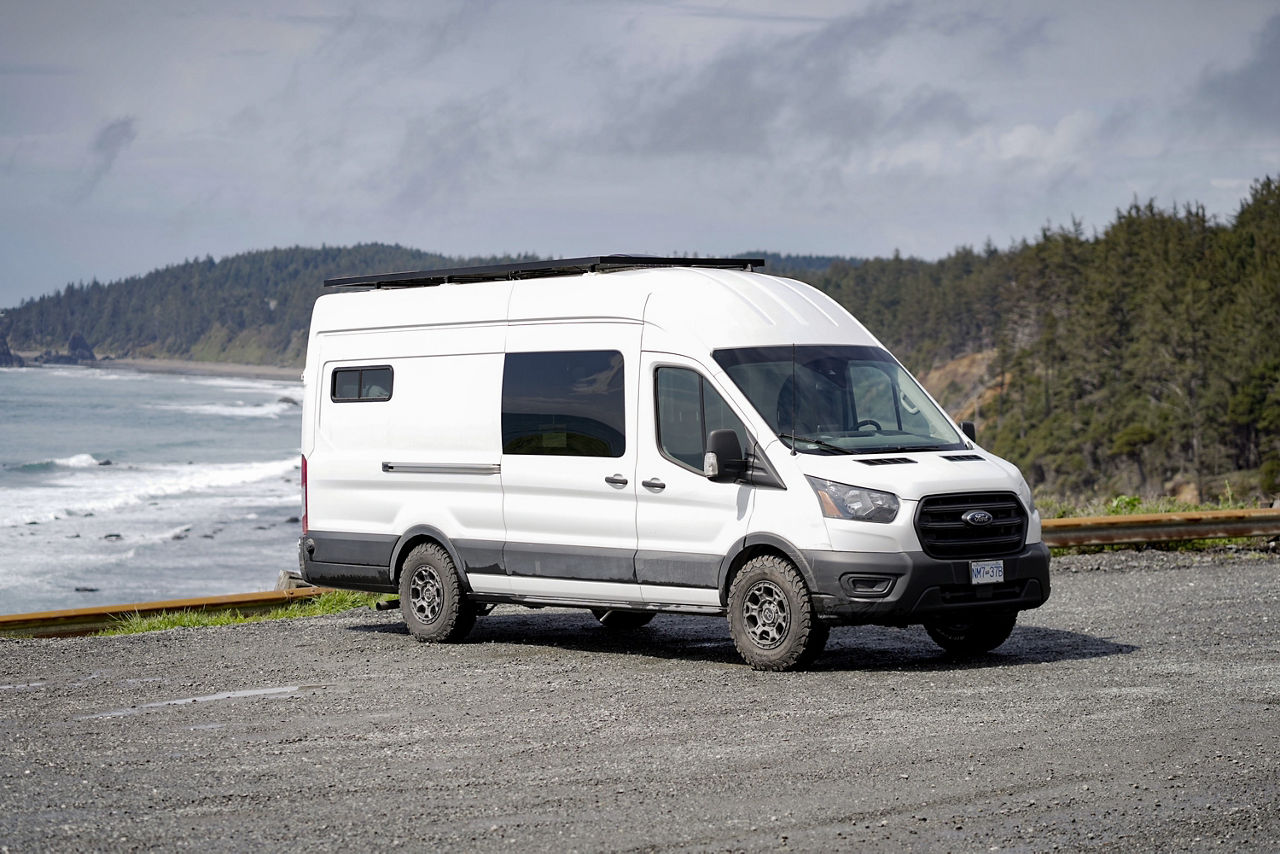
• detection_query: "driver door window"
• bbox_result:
[655,367,748,472]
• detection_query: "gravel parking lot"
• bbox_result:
[2,548,1278,852]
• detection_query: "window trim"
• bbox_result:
[330,364,394,403]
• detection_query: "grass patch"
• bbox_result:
[98,590,390,636]
[1037,488,1271,520]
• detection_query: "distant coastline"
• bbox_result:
[13,352,300,381]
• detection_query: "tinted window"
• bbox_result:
[331,366,393,402]
[502,351,625,457]
[655,367,748,471]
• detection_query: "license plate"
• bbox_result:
[970,560,1004,585]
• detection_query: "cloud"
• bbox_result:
[1191,13,1280,134]
[74,117,138,202]
[588,3,976,164]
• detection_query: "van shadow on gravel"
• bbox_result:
[344,609,1136,672]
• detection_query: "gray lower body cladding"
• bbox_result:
[300,529,1052,625]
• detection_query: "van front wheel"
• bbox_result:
[727,555,828,671]
[399,543,475,643]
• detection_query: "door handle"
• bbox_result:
[605,474,629,487]
[642,478,666,491]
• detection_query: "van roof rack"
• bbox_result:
[323,255,765,289]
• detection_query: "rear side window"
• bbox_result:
[331,366,393,402]
[502,351,625,457]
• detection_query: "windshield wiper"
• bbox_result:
[777,433,854,455]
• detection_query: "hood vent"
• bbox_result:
[943,454,984,462]
[858,457,917,466]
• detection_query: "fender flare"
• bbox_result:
[389,525,471,591]
[716,532,816,604]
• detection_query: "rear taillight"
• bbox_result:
[301,454,308,534]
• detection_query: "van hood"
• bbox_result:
[780,446,1030,503]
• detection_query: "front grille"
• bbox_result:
[915,492,1027,560]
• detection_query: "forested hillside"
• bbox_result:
[3,179,1277,500]
[1,245,537,366]
[808,177,1280,500]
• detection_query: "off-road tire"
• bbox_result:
[398,543,475,643]
[590,609,656,630]
[924,612,1017,656]
[727,554,828,671]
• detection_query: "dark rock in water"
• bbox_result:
[98,459,112,466]
[67,332,96,362]
[0,334,24,368]
[26,520,38,526]
[278,396,300,406]
[103,533,123,541]
[286,516,300,524]
[74,586,99,593]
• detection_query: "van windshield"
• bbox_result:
[712,345,966,455]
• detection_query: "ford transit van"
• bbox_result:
[299,256,1049,670]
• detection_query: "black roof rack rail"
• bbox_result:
[323,254,765,289]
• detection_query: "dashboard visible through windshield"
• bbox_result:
[712,345,966,455]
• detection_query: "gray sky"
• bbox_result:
[2,0,1278,307]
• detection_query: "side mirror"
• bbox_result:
[704,428,746,483]
[960,421,976,443]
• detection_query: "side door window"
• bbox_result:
[655,367,748,472]
[501,350,626,457]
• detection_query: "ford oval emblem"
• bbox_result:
[962,509,994,527]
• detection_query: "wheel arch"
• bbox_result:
[389,526,470,591]
[717,533,816,605]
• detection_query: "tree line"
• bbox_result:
[3,179,1277,499]
[807,177,1280,499]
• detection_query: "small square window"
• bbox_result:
[332,366,393,402]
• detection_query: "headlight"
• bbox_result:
[806,476,899,523]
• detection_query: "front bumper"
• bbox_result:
[802,542,1051,626]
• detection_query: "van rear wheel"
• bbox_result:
[924,612,1016,656]
[590,609,655,630]
[727,555,828,671]
[399,543,475,643]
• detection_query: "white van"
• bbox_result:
[299,256,1049,670]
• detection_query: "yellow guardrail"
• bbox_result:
[0,587,328,638]
[1041,507,1280,547]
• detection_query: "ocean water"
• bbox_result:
[0,365,303,614]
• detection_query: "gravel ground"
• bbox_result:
[2,547,1278,852]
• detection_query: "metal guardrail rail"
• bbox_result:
[2,510,1277,636]
[0,587,328,639]
[1040,507,1280,547]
